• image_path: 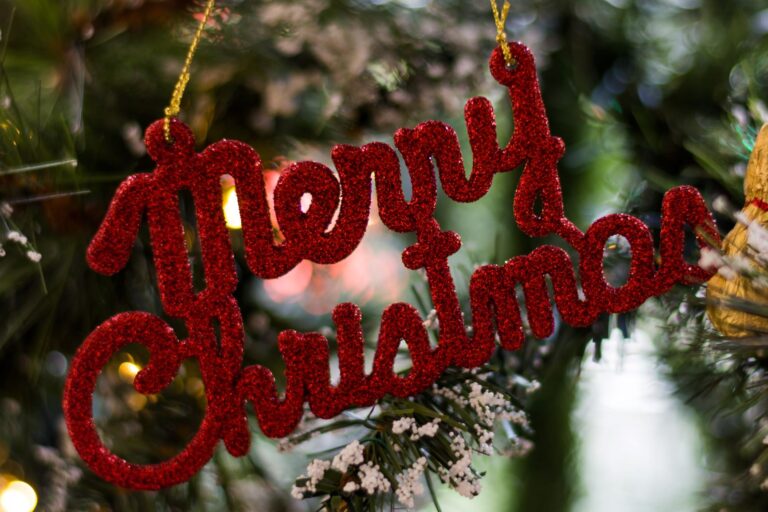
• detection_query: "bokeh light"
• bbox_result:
[118,361,141,383]
[222,186,242,230]
[0,479,37,512]
[263,260,314,301]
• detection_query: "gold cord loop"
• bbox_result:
[164,0,217,143]
[490,0,514,67]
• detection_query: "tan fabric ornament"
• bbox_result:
[707,124,768,336]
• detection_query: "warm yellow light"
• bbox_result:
[126,392,148,412]
[0,480,37,512]
[118,361,141,383]
[223,187,242,230]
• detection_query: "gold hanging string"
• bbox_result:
[490,0,514,67]
[163,0,217,143]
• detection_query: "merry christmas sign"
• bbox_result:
[63,42,719,489]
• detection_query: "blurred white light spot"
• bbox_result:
[223,187,242,230]
[0,480,38,512]
[300,193,312,213]
[754,9,768,34]
[574,324,706,512]
[44,351,68,378]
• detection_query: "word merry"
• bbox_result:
[64,42,719,490]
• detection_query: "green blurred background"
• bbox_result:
[1,0,768,510]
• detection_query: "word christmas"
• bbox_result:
[64,43,720,489]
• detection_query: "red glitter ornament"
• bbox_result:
[64,42,720,489]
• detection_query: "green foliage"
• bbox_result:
[2,0,768,510]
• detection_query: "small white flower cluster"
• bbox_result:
[292,440,390,500]
[432,375,531,461]
[331,440,365,473]
[1,202,12,218]
[290,368,535,506]
[391,417,441,440]
[394,457,427,509]
[392,417,413,434]
[3,229,42,262]
[305,459,331,492]
[431,383,465,404]
[342,463,391,495]
[356,462,391,494]
[502,409,529,426]
[291,458,331,497]
[291,484,305,499]
[468,382,508,424]
[438,433,482,499]
[469,384,500,453]
[473,423,494,453]
[6,230,27,245]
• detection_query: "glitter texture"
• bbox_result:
[64,43,720,489]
